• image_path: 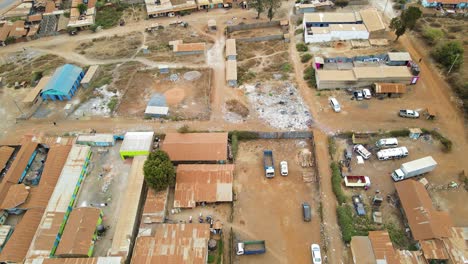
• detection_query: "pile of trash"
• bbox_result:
[243,82,312,130]
[72,85,120,117]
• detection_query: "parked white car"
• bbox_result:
[280,161,288,176]
[329,97,341,112]
[363,88,371,99]
[311,244,322,264]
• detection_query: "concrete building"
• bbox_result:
[76,134,116,147]
[68,0,96,28]
[303,9,385,43]
[294,0,334,14]
[131,223,210,263]
[173,42,206,56]
[119,132,154,159]
[386,52,412,66]
[80,65,99,88]
[144,106,169,118]
[145,0,197,18]
[161,133,228,163]
[174,164,234,208]
[225,38,237,60]
[41,64,84,101]
[226,59,238,87]
[315,66,414,90]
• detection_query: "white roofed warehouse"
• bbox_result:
[119,132,155,160]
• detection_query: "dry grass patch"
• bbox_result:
[76,32,143,60]
[226,99,249,117]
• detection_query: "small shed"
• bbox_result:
[386,52,412,66]
[226,60,237,87]
[409,128,422,140]
[119,132,154,160]
[22,76,50,105]
[225,39,236,60]
[145,106,169,118]
[208,19,216,31]
[76,134,115,147]
[81,65,99,88]
[173,43,206,56]
[159,65,169,74]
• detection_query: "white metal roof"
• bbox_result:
[81,65,99,84]
[77,134,115,144]
[120,132,154,153]
[45,145,91,213]
[387,52,412,62]
[145,106,169,115]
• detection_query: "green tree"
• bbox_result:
[77,3,88,15]
[401,6,422,30]
[265,0,281,21]
[250,0,265,19]
[431,41,464,71]
[389,17,406,41]
[334,0,349,8]
[143,150,176,191]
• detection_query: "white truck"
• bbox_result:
[391,156,437,181]
[377,147,409,161]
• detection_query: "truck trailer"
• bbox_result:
[263,150,275,178]
[344,175,371,187]
[377,147,409,161]
[391,156,437,181]
[236,240,266,255]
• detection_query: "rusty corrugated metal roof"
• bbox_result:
[131,224,210,264]
[55,207,101,257]
[142,188,168,224]
[420,239,449,260]
[0,146,15,171]
[395,180,453,241]
[374,83,407,94]
[27,212,65,259]
[0,208,45,263]
[0,184,30,209]
[174,164,234,208]
[161,133,228,161]
[368,231,399,264]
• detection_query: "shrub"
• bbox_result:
[296,43,308,52]
[207,254,215,263]
[231,134,239,160]
[107,97,118,112]
[281,63,292,72]
[385,222,411,249]
[331,162,346,205]
[296,17,303,25]
[431,41,464,71]
[303,66,316,87]
[421,128,453,152]
[336,205,355,243]
[429,22,441,27]
[422,27,444,44]
[295,28,304,35]
[387,129,410,138]
[301,53,312,63]
[177,124,191,133]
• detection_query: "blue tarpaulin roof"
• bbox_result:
[42,64,83,96]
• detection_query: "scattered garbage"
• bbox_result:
[243,82,312,130]
[72,85,119,117]
[169,74,179,82]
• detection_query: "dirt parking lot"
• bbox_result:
[333,135,468,231]
[233,139,321,264]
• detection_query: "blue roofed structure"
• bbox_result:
[41,64,84,101]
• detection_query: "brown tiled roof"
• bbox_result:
[368,231,399,264]
[142,188,168,224]
[55,207,101,257]
[0,146,15,171]
[374,83,407,94]
[0,208,45,263]
[27,211,65,259]
[174,164,234,208]
[45,0,56,13]
[9,20,27,38]
[0,141,38,202]
[395,180,453,241]
[161,133,228,161]
[420,239,449,260]
[173,43,206,52]
[131,224,210,264]
[0,184,30,209]
[18,145,72,209]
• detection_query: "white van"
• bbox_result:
[329,97,341,112]
[375,138,398,149]
[362,88,371,99]
[353,144,371,160]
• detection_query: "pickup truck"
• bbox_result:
[352,195,366,216]
[236,240,266,255]
[344,175,371,188]
[399,109,420,118]
[263,150,275,178]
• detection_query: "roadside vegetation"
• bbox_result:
[389,6,422,40]
[303,65,316,88]
[94,1,129,29]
